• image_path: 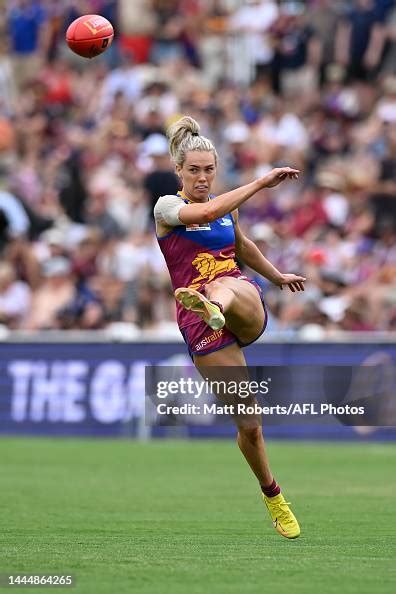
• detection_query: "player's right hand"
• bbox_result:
[261,167,299,188]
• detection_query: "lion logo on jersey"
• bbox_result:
[189,252,237,288]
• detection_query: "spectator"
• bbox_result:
[99,49,142,113]
[7,0,48,88]
[381,1,396,75]
[135,80,179,122]
[57,148,87,224]
[142,133,180,214]
[200,0,229,88]
[0,260,31,328]
[150,0,186,64]
[335,0,387,81]
[228,0,279,83]
[316,169,349,228]
[369,118,396,235]
[37,227,68,262]
[85,182,123,239]
[71,227,103,280]
[270,3,322,97]
[222,121,257,188]
[0,189,30,238]
[56,278,105,330]
[27,256,75,329]
[0,38,17,115]
[254,96,309,165]
[309,0,341,85]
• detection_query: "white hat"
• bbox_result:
[42,257,71,277]
[282,1,305,15]
[250,222,279,246]
[142,134,169,157]
[377,103,396,124]
[40,228,65,247]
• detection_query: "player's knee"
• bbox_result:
[205,279,224,294]
[237,423,262,446]
[205,278,236,303]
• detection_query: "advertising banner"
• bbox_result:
[0,341,395,439]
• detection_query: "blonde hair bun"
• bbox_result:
[167,116,217,166]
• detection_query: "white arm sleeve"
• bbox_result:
[153,194,185,227]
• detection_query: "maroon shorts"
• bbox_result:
[179,277,268,358]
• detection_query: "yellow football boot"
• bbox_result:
[175,287,225,330]
[263,492,301,539]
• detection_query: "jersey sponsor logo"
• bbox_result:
[195,329,223,351]
[189,252,237,289]
[220,217,233,226]
[185,223,211,231]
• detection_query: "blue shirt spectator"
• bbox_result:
[8,1,47,55]
[347,3,383,63]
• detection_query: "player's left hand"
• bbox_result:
[276,274,306,292]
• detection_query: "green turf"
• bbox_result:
[1,438,395,594]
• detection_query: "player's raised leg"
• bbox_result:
[204,276,265,344]
[175,276,265,344]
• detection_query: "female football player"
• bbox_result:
[154,116,305,539]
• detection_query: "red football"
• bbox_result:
[66,14,114,59]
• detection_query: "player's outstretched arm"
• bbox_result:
[234,212,306,292]
[178,167,299,225]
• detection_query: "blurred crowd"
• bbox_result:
[0,0,395,336]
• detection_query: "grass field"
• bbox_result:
[1,438,395,594]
